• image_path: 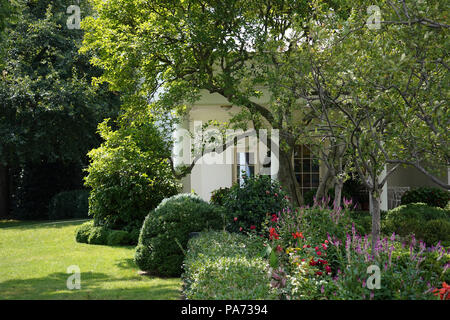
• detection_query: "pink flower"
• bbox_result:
[274,193,278,197]
[322,243,327,250]
[239,227,243,231]
[316,251,322,256]
[234,217,238,221]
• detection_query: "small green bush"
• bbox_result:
[75,220,94,243]
[182,231,277,300]
[420,219,450,246]
[383,203,450,244]
[87,225,109,245]
[107,230,131,246]
[401,187,449,208]
[223,175,290,233]
[210,187,231,206]
[48,190,89,220]
[134,193,225,277]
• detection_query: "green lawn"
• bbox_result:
[0,220,181,300]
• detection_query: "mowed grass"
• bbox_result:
[0,220,181,300]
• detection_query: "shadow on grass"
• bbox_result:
[0,271,181,300]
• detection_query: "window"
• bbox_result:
[294,145,320,195]
[236,152,255,186]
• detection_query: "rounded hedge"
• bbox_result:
[75,220,133,246]
[401,187,449,208]
[134,193,225,277]
[383,203,450,245]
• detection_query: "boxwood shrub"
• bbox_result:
[182,231,277,300]
[401,187,449,208]
[383,203,450,245]
[134,194,225,277]
[75,220,133,246]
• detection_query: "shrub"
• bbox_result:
[182,231,277,299]
[383,203,450,244]
[401,187,449,208]
[75,220,94,243]
[48,190,89,220]
[210,187,231,206]
[75,221,133,246]
[420,219,450,247]
[84,118,179,231]
[223,175,290,233]
[134,193,225,277]
[87,225,109,245]
[107,230,131,246]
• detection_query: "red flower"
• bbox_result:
[433,282,450,300]
[274,193,278,197]
[265,190,270,195]
[315,246,319,251]
[322,243,327,250]
[271,214,278,222]
[269,227,279,240]
[276,245,283,253]
[316,271,323,276]
[309,259,317,266]
[325,265,332,274]
[324,240,329,244]
[292,232,304,239]
[316,251,322,256]
[250,225,256,230]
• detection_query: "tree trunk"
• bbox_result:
[315,167,332,203]
[334,178,343,209]
[278,150,304,207]
[0,164,10,219]
[369,189,381,250]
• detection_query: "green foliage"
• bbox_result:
[223,175,290,233]
[401,187,449,209]
[87,225,109,245]
[75,220,132,246]
[11,162,86,220]
[134,194,225,277]
[106,229,131,246]
[75,220,94,243]
[383,203,450,245]
[421,219,450,247]
[84,114,179,231]
[0,1,120,166]
[48,190,89,220]
[182,231,277,300]
[210,187,231,206]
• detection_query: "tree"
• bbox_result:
[80,0,352,207]
[276,0,449,246]
[0,0,121,218]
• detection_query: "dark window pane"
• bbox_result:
[295,174,301,184]
[303,159,311,172]
[312,159,319,172]
[294,160,301,173]
[302,174,311,187]
[312,174,319,186]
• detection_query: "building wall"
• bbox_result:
[387,164,448,189]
